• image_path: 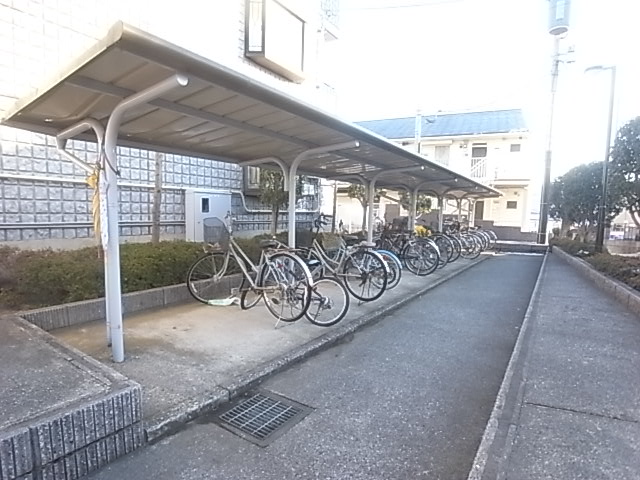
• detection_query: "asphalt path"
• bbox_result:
[90,253,542,480]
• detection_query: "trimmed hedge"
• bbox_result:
[0,230,340,309]
[551,238,640,292]
[0,238,264,309]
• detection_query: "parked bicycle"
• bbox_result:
[186,216,313,323]
[300,214,390,302]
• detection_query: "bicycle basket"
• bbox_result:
[320,233,343,250]
[203,217,230,250]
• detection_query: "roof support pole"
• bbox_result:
[55,119,109,342]
[104,73,189,363]
[56,119,105,174]
[409,190,417,232]
[457,198,463,223]
[288,141,359,247]
[367,166,424,243]
[438,196,444,232]
[468,198,476,226]
[239,156,289,192]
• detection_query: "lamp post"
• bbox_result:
[585,65,617,253]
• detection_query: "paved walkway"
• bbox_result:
[52,254,487,440]
[472,252,640,480]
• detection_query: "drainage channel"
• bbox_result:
[213,390,313,447]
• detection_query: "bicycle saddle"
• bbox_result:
[343,235,360,246]
[259,239,280,249]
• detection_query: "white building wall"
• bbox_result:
[0,1,338,246]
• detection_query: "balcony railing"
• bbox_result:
[470,157,487,180]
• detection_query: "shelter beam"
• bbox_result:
[288,141,360,246]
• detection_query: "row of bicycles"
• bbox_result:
[185,214,497,329]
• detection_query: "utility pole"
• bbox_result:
[537,0,571,244]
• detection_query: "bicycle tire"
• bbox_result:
[447,235,462,262]
[342,249,388,302]
[305,276,350,327]
[239,271,262,310]
[258,252,312,322]
[186,252,244,304]
[402,241,439,276]
[376,249,402,289]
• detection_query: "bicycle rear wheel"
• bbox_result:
[305,277,350,327]
[258,252,312,322]
[342,249,388,302]
[186,252,245,304]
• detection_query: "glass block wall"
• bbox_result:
[0,127,318,245]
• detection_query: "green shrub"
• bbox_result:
[0,239,266,309]
[549,237,604,256]
[587,254,640,291]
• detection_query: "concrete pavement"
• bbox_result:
[86,253,543,480]
[52,253,488,441]
[470,251,640,480]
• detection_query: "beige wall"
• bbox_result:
[482,186,529,228]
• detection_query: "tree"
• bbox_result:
[398,192,432,214]
[609,116,640,229]
[347,184,368,231]
[258,170,304,235]
[549,161,623,241]
[346,184,385,232]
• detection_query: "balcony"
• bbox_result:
[470,157,488,182]
[321,0,340,40]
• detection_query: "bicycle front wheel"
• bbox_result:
[305,277,350,327]
[342,250,388,302]
[258,252,312,322]
[186,252,245,304]
[376,249,402,289]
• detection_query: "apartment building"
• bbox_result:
[349,109,532,231]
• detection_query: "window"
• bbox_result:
[506,201,518,209]
[201,198,210,213]
[245,0,306,83]
[471,144,487,157]
[510,143,521,152]
[244,166,262,195]
[434,145,450,166]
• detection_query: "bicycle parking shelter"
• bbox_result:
[1,22,501,362]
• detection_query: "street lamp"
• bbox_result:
[584,65,616,253]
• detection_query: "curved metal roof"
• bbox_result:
[1,22,500,199]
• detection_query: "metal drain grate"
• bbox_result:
[217,391,312,446]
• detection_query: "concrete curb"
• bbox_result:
[553,247,640,316]
[0,316,145,480]
[466,252,548,480]
[144,255,491,442]
[20,273,248,331]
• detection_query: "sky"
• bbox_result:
[329,0,640,181]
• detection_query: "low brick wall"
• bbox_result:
[1,388,144,480]
[20,274,242,331]
[553,247,640,317]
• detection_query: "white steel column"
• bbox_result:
[438,195,444,232]
[104,73,189,362]
[56,119,109,342]
[288,141,359,247]
[367,166,423,243]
